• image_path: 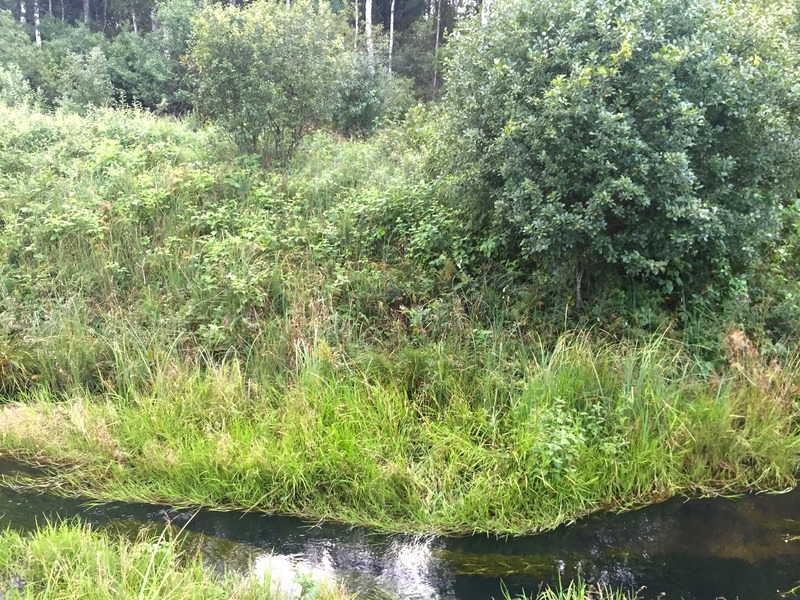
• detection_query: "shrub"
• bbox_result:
[189,0,346,158]
[57,47,114,115]
[334,51,416,136]
[443,0,800,295]
[0,64,34,107]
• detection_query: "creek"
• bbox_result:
[0,458,798,599]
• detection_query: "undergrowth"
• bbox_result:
[0,104,798,536]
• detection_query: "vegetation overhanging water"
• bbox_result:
[2,0,800,594]
[0,458,799,599]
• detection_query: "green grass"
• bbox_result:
[1,331,797,536]
[505,580,638,600]
[0,521,350,600]
[0,103,798,537]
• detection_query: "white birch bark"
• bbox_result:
[131,5,137,32]
[33,0,41,45]
[388,0,395,73]
[480,0,491,26]
[19,0,26,24]
[353,0,359,50]
[432,0,441,90]
[365,0,373,68]
[83,0,90,23]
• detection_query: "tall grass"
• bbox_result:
[505,580,638,600]
[1,331,796,536]
[0,521,349,600]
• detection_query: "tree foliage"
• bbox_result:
[189,0,346,157]
[444,0,800,292]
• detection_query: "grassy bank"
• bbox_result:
[1,331,797,535]
[0,521,350,599]
[0,104,798,536]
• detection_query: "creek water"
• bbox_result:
[0,458,798,600]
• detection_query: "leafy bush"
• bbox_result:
[58,47,114,114]
[0,9,32,69]
[189,0,346,157]
[105,0,200,112]
[443,0,800,294]
[334,51,415,135]
[0,64,34,107]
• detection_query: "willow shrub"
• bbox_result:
[443,0,800,293]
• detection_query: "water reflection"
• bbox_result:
[0,458,798,599]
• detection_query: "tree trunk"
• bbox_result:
[432,0,441,91]
[481,0,491,26]
[47,0,51,16]
[365,0,373,68]
[33,0,41,45]
[131,5,137,32]
[353,0,358,50]
[388,0,395,73]
[19,0,26,24]
[61,0,64,21]
[83,0,90,23]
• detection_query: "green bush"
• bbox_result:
[57,47,114,114]
[189,0,346,157]
[0,64,34,107]
[443,0,800,294]
[334,51,415,135]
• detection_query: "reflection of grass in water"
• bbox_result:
[0,520,352,599]
[100,517,264,572]
[781,519,800,540]
[436,549,551,577]
[504,578,638,599]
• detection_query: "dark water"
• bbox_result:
[0,458,798,599]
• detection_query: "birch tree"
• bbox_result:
[33,0,41,46]
[83,0,90,23]
[19,0,26,24]
[388,0,395,72]
[480,0,490,26]
[353,0,358,50]
[432,0,441,90]
[365,0,373,67]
